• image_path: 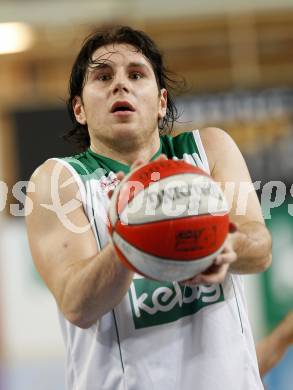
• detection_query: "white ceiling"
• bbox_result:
[1,0,293,26]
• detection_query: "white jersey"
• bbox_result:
[54,130,263,390]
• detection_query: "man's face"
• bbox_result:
[73,43,167,147]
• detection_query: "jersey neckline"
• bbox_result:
[87,138,163,174]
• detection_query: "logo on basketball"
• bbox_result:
[175,226,217,252]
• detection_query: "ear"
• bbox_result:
[73,96,87,125]
[158,89,167,119]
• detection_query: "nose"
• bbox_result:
[112,72,130,94]
[113,83,129,94]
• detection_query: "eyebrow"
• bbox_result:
[89,63,111,71]
[89,61,150,72]
[127,62,150,70]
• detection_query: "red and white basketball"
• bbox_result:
[108,159,229,282]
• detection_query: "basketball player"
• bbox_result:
[26,26,272,389]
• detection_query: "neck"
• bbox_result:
[90,132,161,166]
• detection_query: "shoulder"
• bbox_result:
[199,127,236,150]
[28,159,80,207]
[30,158,74,186]
[198,127,243,175]
[172,127,234,150]
[172,127,239,173]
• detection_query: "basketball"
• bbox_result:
[108,159,229,282]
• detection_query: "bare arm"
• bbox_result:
[256,311,293,377]
[201,127,272,274]
[26,160,133,329]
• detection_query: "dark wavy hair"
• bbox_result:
[64,26,181,151]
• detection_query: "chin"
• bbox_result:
[114,124,143,138]
[112,127,147,150]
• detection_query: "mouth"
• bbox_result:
[110,101,135,114]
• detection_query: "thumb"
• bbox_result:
[229,221,237,233]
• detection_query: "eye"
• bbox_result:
[129,72,143,80]
[97,73,112,81]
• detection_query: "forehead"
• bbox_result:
[91,43,153,69]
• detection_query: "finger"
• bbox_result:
[215,251,237,265]
[116,171,125,181]
[131,159,146,171]
[130,154,168,172]
[154,154,168,161]
[179,274,202,286]
[179,263,223,285]
[215,236,237,265]
[229,222,237,233]
[108,171,124,199]
[108,189,114,198]
[195,263,230,285]
[179,279,198,287]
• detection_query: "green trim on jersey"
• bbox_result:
[61,132,201,178]
[161,132,200,160]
